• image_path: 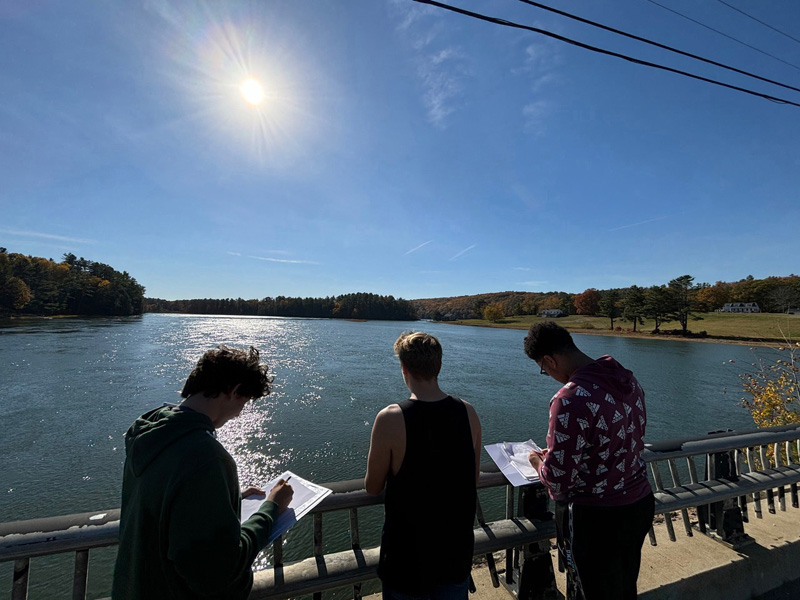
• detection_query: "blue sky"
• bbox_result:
[1,0,798,300]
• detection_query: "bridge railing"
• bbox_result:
[3,424,800,600]
[643,423,800,548]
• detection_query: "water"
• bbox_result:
[0,314,776,597]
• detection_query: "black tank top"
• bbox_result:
[378,396,477,592]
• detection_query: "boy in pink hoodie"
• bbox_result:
[525,322,654,600]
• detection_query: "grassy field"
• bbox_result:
[443,312,800,345]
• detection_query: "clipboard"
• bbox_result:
[485,440,542,487]
[240,470,332,544]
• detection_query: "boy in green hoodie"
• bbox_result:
[113,346,293,600]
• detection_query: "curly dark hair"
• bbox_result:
[523,322,578,361]
[181,346,272,399]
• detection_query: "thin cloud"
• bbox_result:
[227,252,242,257]
[606,216,668,232]
[522,100,550,135]
[519,280,548,287]
[411,21,443,51]
[418,47,466,128]
[389,1,437,31]
[514,38,562,135]
[519,40,562,75]
[0,228,95,244]
[389,2,469,128]
[405,240,433,255]
[450,244,476,261]
[515,267,531,271]
[247,255,320,265]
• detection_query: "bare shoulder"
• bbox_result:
[373,404,404,433]
[376,403,402,420]
[460,398,481,422]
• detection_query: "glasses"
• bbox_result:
[538,360,547,375]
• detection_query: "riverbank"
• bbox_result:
[440,312,800,347]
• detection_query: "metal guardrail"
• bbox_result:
[643,423,800,548]
[3,424,800,599]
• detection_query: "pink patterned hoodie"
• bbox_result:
[537,355,652,506]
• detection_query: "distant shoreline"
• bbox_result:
[441,320,787,348]
[2,312,791,348]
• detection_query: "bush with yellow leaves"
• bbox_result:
[740,342,800,466]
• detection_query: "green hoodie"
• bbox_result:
[112,406,278,599]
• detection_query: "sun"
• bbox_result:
[240,78,265,105]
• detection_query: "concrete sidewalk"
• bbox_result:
[368,506,800,599]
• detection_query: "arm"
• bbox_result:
[462,400,482,484]
[536,391,586,500]
[365,405,403,495]
[167,457,273,598]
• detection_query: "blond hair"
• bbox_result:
[394,331,442,380]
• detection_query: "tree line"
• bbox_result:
[415,274,800,333]
[0,249,146,316]
[570,275,800,333]
[145,292,417,321]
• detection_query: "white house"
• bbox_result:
[721,302,760,313]
[540,309,566,318]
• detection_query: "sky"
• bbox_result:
[1,0,799,301]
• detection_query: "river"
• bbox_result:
[0,314,776,597]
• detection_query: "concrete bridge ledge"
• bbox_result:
[637,507,800,600]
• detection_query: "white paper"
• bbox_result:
[240,470,332,544]
[485,440,542,487]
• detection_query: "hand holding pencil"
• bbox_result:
[268,477,294,513]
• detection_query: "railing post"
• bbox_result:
[312,513,323,600]
[759,445,776,514]
[746,447,763,519]
[786,440,799,509]
[12,558,30,600]
[735,450,749,523]
[72,549,89,600]
[499,485,558,600]
[774,443,787,511]
[667,458,693,536]
[475,498,500,588]
[650,461,676,542]
[504,484,514,584]
[349,508,362,600]
[687,456,707,534]
[700,442,754,549]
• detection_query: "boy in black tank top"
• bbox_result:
[365,332,482,600]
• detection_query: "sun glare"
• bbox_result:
[240,78,265,105]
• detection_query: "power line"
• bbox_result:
[516,0,800,95]
[409,0,800,108]
[644,0,800,72]
[714,0,800,46]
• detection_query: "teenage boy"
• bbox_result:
[113,346,293,600]
[524,322,654,600]
[365,331,482,600]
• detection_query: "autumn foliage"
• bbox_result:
[740,343,800,465]
[574,288,601,315]
[741,345,800,429]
